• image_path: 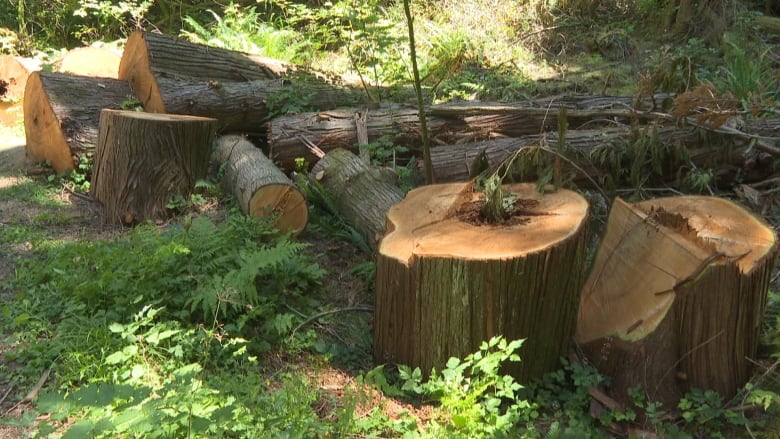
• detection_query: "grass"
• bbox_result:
[1,0,779,436]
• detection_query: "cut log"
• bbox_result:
[56,46,122,78]
[0,55,40,101]
[266,98,670,171]
[119,30,363,120]
[91,110,217,225]
[374,181,590,381]
[309,148,404,251]
[143,76,362,133]
[267,105,451,171]
[23,72,135,173]
[213,135,308,235]
[424,124,777,187]
[576,197,778,408]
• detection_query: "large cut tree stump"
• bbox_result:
[576,197,779,408]
[374,182,590,381]
[213,135,308,235]
[309,148,405,251]
[92,110,217,225]
[24,71,134,172]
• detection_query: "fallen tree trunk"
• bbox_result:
[119,30,364,120]
[148,76,362,133]
[576,197,778,408]
[92,110,217,225]
[23,71,134,172]
[424,124,777,187]
[374,181,589,381]
[266,98,672,171]
[213,135,308,236]
[309,148,404,251]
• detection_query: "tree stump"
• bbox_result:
[374,182,590,381]
[309,148,405,251]
[91,110,217,225]
[213,135,308,236]
[576,197,779,408]
[23,72,134,172]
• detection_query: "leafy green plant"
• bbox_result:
[719,35,775,109]
[181,3,307,62]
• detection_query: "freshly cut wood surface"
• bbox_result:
[56,46,121,78]
[309,148,404,250]
[23,72,134,172]
[375,182,589,381]
[576,196,778,406]
[213,135,308,235]
[92,110,217,225]
[0,55,40,100]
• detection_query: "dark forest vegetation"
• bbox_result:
[1,0,780,437]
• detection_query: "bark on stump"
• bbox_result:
[213,135,308,236]
[92,110,217,225]
[374,182,590,381]
[23,71,134,172]
[576,197,779,408]
[309,148,405,251]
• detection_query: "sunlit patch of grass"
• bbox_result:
[0,178,68,208]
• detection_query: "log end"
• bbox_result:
[23,72,75,172]
[57,47,121,78]
[119,31,165,112]
[249,184,308,236]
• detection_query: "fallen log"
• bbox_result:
[145,76,362,133]
[213,135,308,236]
[92,110,217,225]
[266,98,669,172]
[576,197,778,408]
[23,71,135,172]
[119,31,363,119]
[424,124,777,187]
[374,181,590,381]
[309,148,404,251]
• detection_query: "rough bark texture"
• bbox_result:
[119,30,364,121]
[374,182,590,381]
[309,148,404,251]
[151,76,362,133]
[213,135,308,236]
[91,110,217,225]
[424,123,777,187]
[56,47,122,78]
[23,71,134,172]
[576,196,778,408]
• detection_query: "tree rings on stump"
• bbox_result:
[374,182,590,381]
[576,196,779,408]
